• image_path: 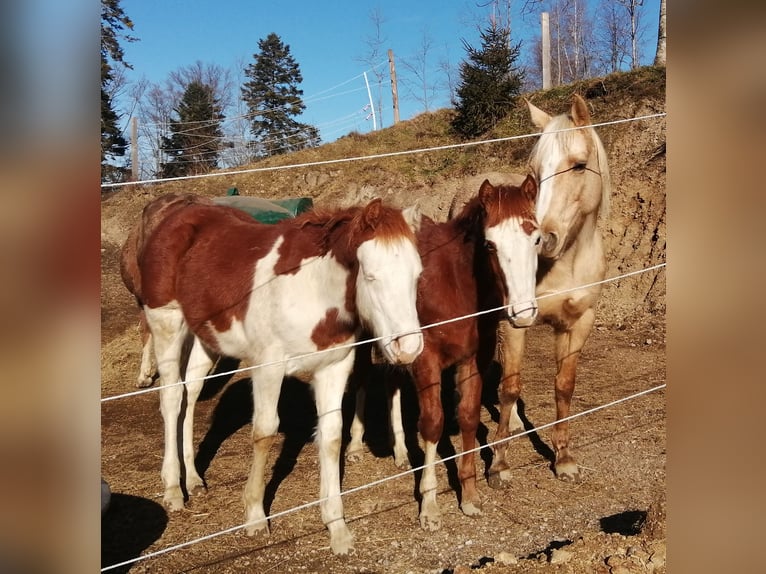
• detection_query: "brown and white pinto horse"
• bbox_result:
[138,198,424,555]
[351,177,541,531]
[489,94,612,486]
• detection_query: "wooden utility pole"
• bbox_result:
[541,12,551,89]
[130,117,139,181]
[388,49,400,124]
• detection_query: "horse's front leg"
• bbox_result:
[488,320,527,489]
[145,305,188,511]
[412,356,444,532]
[455,358,483,517]
[552,307,596,482]
[313,352,356,555]
[243,361,285,537]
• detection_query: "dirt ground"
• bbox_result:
[101,97,666,573]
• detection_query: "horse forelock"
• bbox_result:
[457,187,536,235]
[530,112,610,219]
[349,204,417,247]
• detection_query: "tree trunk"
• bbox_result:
[654,0,666,66]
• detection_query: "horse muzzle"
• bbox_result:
[509,302,538,328]
[382,331,424,365]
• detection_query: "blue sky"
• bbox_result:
[116,0,660,148]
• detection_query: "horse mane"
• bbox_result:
[530,113,611,220]
[294,202,416,250]
[452,196,487,243]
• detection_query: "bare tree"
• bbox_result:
[357,7,388,128]
[616,0,645,69]
[400,30,438,113]
[654,0,666,66]
[594,0,631,73]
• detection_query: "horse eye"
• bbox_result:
[484,240,496,253]
[573,162,587,172]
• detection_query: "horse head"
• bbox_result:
[478,176,541,328]
[353,199,424,364]
[527,94,610,260]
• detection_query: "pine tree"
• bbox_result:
[101,0,135,183]
[160,81,225,178]
[451,24,524,139]
[241,33,320,157]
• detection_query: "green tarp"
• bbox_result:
[211,188,313,224]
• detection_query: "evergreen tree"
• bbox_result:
[101,0,135,183]
[451,24,524,139]
[241,33,320,157]
[160,81,225,178]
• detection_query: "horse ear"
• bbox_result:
[402,204,422,233]
[527,98,551,129]
[521,174,538,202]
[571,94,591,127]
[478,179,496,206]
[362,197,383,227]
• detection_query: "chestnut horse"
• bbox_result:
[489,94,612,486]
[137,197,424,554]
[351,177,541,531]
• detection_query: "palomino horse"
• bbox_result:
[351,177,541,531]
[120,193,214,388]
[137,198,424,555]
[488,94,612,486]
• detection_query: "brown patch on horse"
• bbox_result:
[311,307,357,350]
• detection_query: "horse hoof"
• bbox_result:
[345,449,364,464]
[136,377,155,388]
[244,520,270,537]
[163,494,185,512]
[487,469,512,489]
[555,460,581,483]
[461,501,483,517]
[329,531,355,555]
[189,483,207,497]
[419,514,442,532]
[394,457,411,470]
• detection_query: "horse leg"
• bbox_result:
[455,358,483,517]
[145,305,188,511]
[243,362,284,537]
[552,307,596,482]
[389,381,410,469]
[346,342,370,464]
[180,336,215,497]
[136,309,156,388]
[488,320,527,489]
[346,385,366,463]
[313,354,356,555]
[412,356,444,532]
